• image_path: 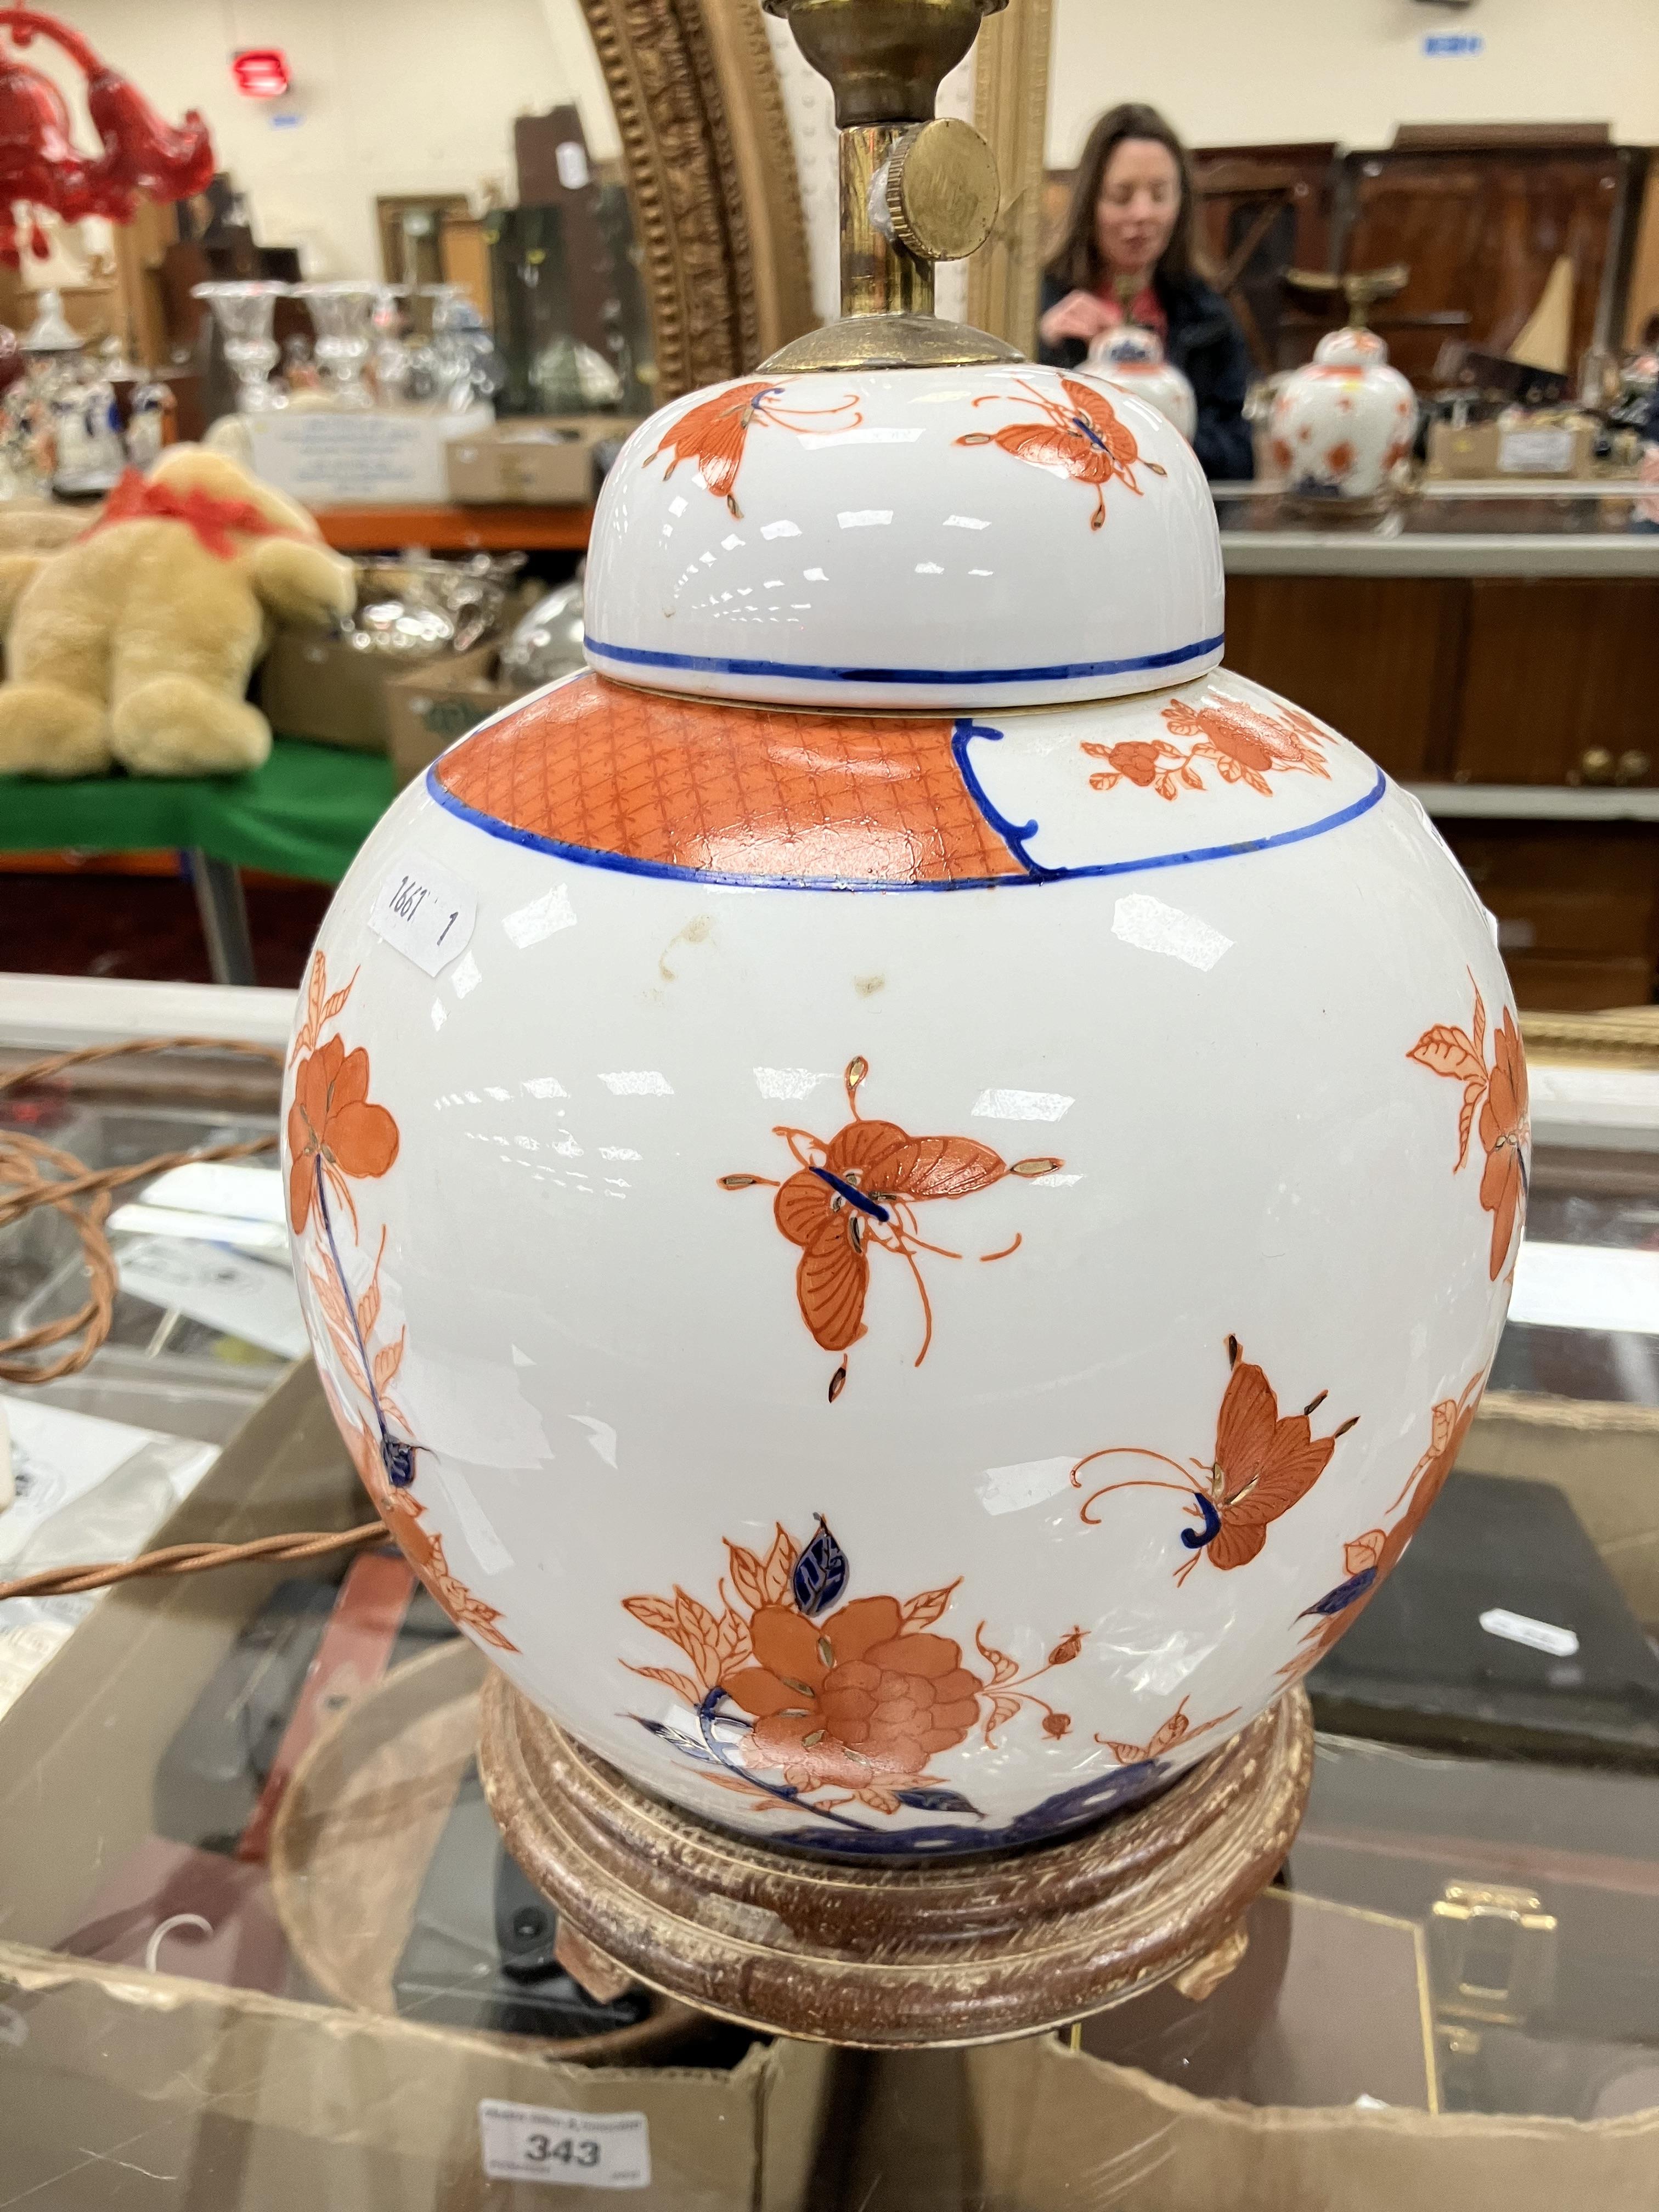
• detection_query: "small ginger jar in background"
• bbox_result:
[1270,325,1418,505]
[1086,323,1197,445]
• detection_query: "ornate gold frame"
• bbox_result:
[578,0,816,399]
[968,0,1053,355]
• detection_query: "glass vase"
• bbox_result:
[191,281,289,413]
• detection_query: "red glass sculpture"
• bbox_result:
[0,8,214,268]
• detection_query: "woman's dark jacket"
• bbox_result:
[1038,269,1255,483]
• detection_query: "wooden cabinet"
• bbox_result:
[1454,581,1659,788]
[1189,144,1336,374]
[1443,825,1659,1013]
[1339,145,1644,387]
[1224,575,1463,779]
[1226,572,1659,794]
[1220,566,1659,1010]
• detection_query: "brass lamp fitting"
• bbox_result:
[761,0,1019,370]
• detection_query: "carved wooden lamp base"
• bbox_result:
[478,1678,1314,2049]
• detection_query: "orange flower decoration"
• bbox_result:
[1408,981,1529,1282]
[1081,736,1199,801]
[1285,1368,1485,1681]
[726,1596,983,1792]
[1478,1009,1529,1282]
[287,1034,399,1235]
[1158,693,1329,797]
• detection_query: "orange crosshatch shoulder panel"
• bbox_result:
[427,673,1026,888]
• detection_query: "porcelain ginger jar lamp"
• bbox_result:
[1086,321,1197,445]
[284,1,1521,1865]
[1270,264,1420,505]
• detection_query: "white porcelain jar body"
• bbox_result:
[284,661,1521,1859]
[1269,328,1418,501]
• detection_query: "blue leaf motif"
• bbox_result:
[633,1716,715,1764]
[1301,1566,1377,1620]
[894,1786,983,1817]
[792,1514,848,1617]
[381,1434,420,1489]
[1179,1491,1221,1551]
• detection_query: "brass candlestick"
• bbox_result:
[1285,263,1410,330]
[762,0,1020,370]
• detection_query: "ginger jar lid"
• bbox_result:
[1088,324,1168,371]
[1311,326,1391,371]
[583,362,1223,713]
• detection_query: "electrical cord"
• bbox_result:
[0,1036,385,1605]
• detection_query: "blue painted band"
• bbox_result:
[950,719,1048,878]
[426,760,1387,892]
[583,630,1225,689]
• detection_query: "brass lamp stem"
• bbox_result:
[760,0,1020,371]
[842,126,934,319]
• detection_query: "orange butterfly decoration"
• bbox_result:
[644,379,862,518]
[1074,1336,1357,1585]
[957,374,1166,529]
[720,1057,1062,1402]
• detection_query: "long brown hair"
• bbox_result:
[1046,103,1211,295]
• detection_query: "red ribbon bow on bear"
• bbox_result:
[91,469,294,560]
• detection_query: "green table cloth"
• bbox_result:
[0,738,396,884]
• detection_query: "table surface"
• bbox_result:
[0,738,395,885]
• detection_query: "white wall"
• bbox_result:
[20,0,617,279]
[1047,0,1659,163]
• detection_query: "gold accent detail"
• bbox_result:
[886,116,1000,262]
[1172,1918,1250,2002]
[1285,263,1410,329]
[1429,1882,1558,2028]
[1571,742,1617,786]
[762,311,1020,372]
[764,0,1006,128]
[575,0,813,398]
[968,0,1053,354]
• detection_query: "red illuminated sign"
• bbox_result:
[232,48,290,98]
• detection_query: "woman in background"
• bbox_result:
[1040,103,1253,483]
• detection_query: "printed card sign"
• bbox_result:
[477,2102,650,2189]
[1499,426,1575,476]
[369,851,476,976]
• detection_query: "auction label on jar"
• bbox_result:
[369,850,476,976]
[477,2102,650,2189]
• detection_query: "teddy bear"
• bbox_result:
[0,444,355,780]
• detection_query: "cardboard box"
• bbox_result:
[1425,419,1597,481]
[952,2035,1659,2212]
[245,404,494,506]
[0,1364,831,2209]
[258,629,446,754]
[386,644,529,787]
[445,416,638,505]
